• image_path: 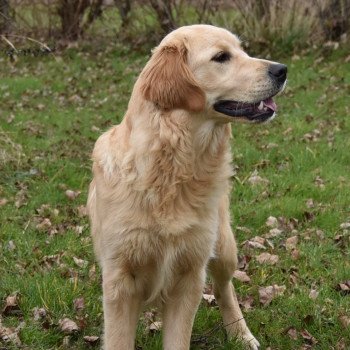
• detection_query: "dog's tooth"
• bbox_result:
[258,101,264,110]
[263,106,267,111]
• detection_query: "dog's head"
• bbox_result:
[140,24,287,123]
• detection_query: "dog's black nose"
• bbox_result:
[268,63,287,83]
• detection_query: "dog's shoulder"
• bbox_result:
[91,124,127,178]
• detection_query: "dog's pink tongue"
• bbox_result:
[264,97,277,112]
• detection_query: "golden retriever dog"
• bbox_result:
[87,24,287,350]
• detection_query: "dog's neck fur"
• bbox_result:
[121,99,233,227]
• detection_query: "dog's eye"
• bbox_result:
[211,51,231,63]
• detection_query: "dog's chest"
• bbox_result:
[96,121,232,235]
[129,223,217,303]
[129,142,232,233]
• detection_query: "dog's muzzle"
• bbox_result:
[213,97,277,123]
[213,63,287,123]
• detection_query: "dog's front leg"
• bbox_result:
[162,268,205,350]
[102,266,143,350]
[208,196,260,350]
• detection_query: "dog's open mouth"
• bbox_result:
[213,97,277,123]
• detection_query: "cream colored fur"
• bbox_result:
[87,24,284,350]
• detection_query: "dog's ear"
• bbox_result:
[140,43,206,112]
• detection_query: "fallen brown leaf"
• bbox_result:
[285,236,298,250]
[58,183,68,190]
[148,321,162,333]
[232,270,251,283]
[339,315,350,329]
[256,252,279,265]
[7,114,15,123]
[81,236,91,245]
[265,216,278,228]
[36,204,59,217]
[244,241,266,250]
[235,226,252,234]
[286,327,298,340]
[36,218,52,232]
[40,254,63,270]
[314,175,325,189]
[73,297,85,312]
[142,309,163,334]
[243,236,266,250]
[336,281,350,294]
[84,335,100,345]
[278,217,299,232]
[7,240,16,251]
[15,187,28,208]
[247,170,269,186]
[305,198,315,208]
[336,338,347,350]
[75,315,88,330]
[238,295,254,311]
[303,129,321,143]
[0,198,8,206]
[73,256,88,268]
[202,294,216,306]
[89,264,97,280]
[340,222,350,229]
[308,289,319,300]
[300,345,313,350]
[291,249,300,260]
[252,236,266,245]
[237,255,251,271]
[32,307,47,321]
[2,293,22,317]
[334,234,349,249]
[91,125,101,132]
[265,142,278,149]
[203,283,213,295]
[58,318,79,334]
[259,285,286,306]
[264,228,283,238]
[65,189,81,200]
[0,322,22,346]
[74,225,84,234]
[265,239,275,249]
[76,205,88,217]
[143,310,157,323]
[289,271,299,285]
[68,94,82,103]
[300,329,317,345]
[315,229,325,240]
[303,211,315,222]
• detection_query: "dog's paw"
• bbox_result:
[238,331,260,350]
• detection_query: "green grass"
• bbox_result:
[0,44,349,350]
